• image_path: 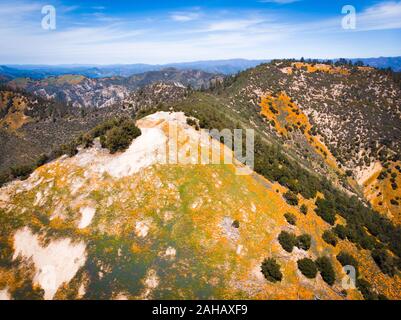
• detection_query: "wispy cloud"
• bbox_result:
[171,13,200,22]
[357,1,401,31]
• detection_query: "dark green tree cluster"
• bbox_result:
[296,234,312,251]
[314,198,336,225]
[93,118,141,154]
[278,231,312,252]
[300,204,308,215]
[100,122,141,154]
[315,256,336,285]
[297,258,318,278]
[335,251,384,300]
[336,251,359,274]
[278,231,297,252]
[297,256,336,285]
[322,230,338,247]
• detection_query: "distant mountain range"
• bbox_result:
[1,57,400,81]
[0,59,266,79]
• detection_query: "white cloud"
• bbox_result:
[357,1,401,31]
[171,14,198,22]
[170,11,200,22]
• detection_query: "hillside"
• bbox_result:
[6,69,221,109]
[0,82,188,175]
[213,60,401,224]
[2,111,400,300]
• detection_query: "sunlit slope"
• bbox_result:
[363,161,401,225]
[259,92,339,172]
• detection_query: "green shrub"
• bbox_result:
[356,278,378,300]
[336,251,359,276]
[315,256,336,285]
[79,132,94,148]
[186,118,197,127]
[296,234,312,251]
[284,213,297,225]
[261,258,283,283]
[232,220,240,229]
[322,230,338,246]
[283,191,299,206]
[101,127,132,154]
[278,231,297,253]
[378,294,389,300]
[300,204,308,215]
[297,258,318,279]
[55,143,78,157]
[101,119,141,154]
[315,198,336,225]
[10,165,33,180]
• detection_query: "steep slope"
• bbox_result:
[2,112,400,300]
[1,61,401,300]
[0,83,188,176]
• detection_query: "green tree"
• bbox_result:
[297,258,318,279]
[322,230,338,247]
[283,191,299,206]
[284,213,297,225]
[278,231,297,253]
[315,256,336,285]
[333,224,348,240]
[371,249,396,276]
[296,234,312,251]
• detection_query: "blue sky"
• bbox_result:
[0,0,400,64]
